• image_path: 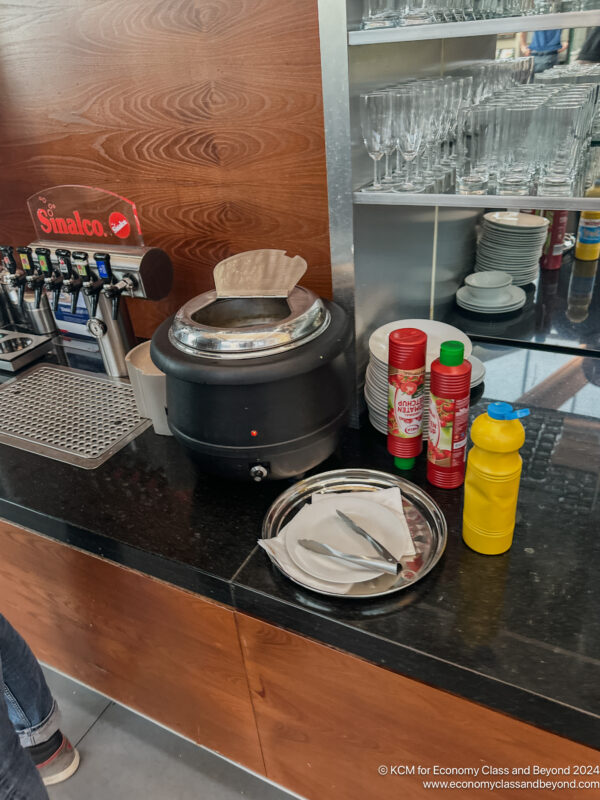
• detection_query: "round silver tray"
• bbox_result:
[262,468,447,599]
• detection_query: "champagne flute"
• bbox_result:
[360,92,393,192]
[392,88,426,193]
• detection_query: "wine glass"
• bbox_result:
[360,92,393,192]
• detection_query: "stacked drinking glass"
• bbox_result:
[361,0,600,28]
[456,83,598,197]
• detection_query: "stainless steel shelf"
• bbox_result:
[349,10,599,45]
[353,191,600,210]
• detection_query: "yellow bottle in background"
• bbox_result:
[575,181,600,262]
[462,402,530,556]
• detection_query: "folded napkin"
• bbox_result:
[258,487,415,594]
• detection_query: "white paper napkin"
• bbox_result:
[258,487,415,594]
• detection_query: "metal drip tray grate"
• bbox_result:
[0,364,151,469]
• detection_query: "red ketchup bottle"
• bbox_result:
[427,340,472,488]
[387,328,427,470]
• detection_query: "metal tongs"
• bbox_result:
[298,509,402,576]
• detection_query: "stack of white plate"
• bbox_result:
[475,211,549,286]
[365,362,433,437]
[364,319,484,437]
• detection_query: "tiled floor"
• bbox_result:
[43,668,299,800]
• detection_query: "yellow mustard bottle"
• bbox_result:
[462,402,530,555]
[575,181,600,262]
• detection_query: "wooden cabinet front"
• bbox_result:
[0,519,264,775]
[2,517,598,799]
[237,613,599,800]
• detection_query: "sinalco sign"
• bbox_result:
[27,185,144,247]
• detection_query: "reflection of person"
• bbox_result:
[0,615,80,798]
[578,27,600,63]
[518,30,567,73]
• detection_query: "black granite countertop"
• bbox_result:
[0,346,599,750]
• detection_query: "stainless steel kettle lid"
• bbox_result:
[168,250,330,359]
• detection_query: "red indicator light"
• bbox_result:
[250,430,258,437]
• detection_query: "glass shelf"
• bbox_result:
[353,192,600,210]
[349,10,600,45]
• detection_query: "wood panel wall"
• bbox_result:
[0,0,331,339]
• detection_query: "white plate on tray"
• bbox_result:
[284,494,412,583]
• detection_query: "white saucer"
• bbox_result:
[461,287,514,307]
[457,284,526,312]
[457,303,525,315]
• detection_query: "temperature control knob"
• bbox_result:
[249,464,268,482]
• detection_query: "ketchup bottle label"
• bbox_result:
[427,393,469,467]
[388,366,425,438]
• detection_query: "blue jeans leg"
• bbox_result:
[0,615,61,800]
[533,53,558,74]
[0,616,59,747]
[0,662,49,800]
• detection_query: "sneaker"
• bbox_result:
[28,731,80,786]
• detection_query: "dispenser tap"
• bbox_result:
[36,248,63,313]
[34,247,61,312]
[17,246,45,309]
[0,245,27,306]
[80,251,111,318]
[56,249,81,314]
[102,272,138,320]
[72,250,100,316]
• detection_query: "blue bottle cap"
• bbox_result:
[487,402,530,421]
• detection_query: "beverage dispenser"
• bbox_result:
[27,240,173,377]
